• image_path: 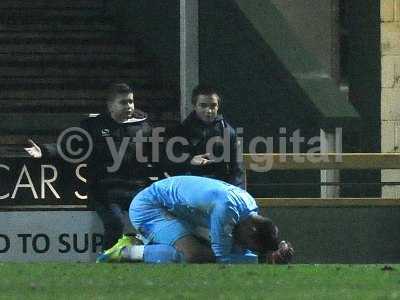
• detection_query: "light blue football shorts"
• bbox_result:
[129,189,193,246]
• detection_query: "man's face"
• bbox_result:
[193,93,219,124]
[108,92,135,123]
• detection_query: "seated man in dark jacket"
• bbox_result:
[167,84,243,188]
[25,83,157,250]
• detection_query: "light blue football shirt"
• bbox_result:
[143,176,259,258]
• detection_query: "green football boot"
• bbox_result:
[96,235,136,263]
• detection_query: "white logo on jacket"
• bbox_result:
[101,129,111,137]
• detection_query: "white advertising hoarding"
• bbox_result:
[0,211,134,262]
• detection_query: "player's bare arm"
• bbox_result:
[24,139,42,159]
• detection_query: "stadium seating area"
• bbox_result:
[0,0,179,153]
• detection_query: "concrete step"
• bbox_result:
[0,44,135,54]
[0,23,115,32]
[0,113,91,134]
[0,67,150,78]
[0,78,149,89]
[0,97,179,113]
[0,79,152,90]
[0,32,128,45]
[0,0,104,9]
[0,99,107,112]
[0,31,113,39]
[0,8,104,18]
[0,53,141,65]
[0,15,112,25]
[0,89,177,101]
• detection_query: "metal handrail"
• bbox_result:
[243,153,400,207]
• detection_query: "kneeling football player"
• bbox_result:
[97,176,294,264]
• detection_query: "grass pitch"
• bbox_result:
[0,263,398,299]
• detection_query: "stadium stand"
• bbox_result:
[0,0,179,150]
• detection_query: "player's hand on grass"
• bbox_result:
[267,241,294,264]
[190,153,215,166]
[24,139,42,158]
[278,241,294,262]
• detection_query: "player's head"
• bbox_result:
[234,215,279,254]
[191,84,221,124]
[106,83,135,122]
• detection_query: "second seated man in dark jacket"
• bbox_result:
[167,84,244,188]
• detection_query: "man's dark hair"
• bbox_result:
[191,84,221,105]
[106,83,133,103]
[254,217,279,253]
